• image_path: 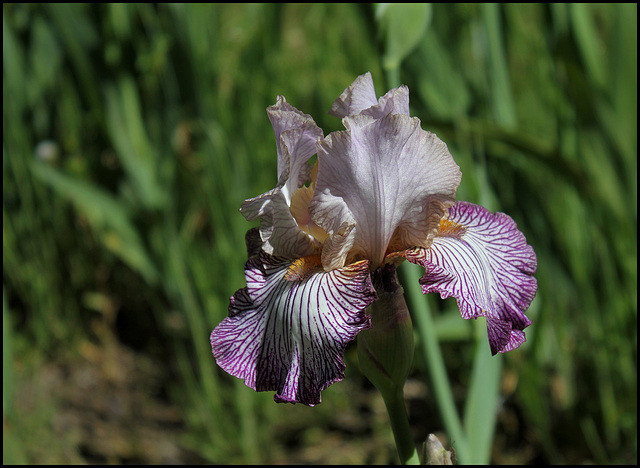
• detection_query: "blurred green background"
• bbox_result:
[3,3,636,464]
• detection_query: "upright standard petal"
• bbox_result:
[210,251,377,406]
[406,201,538,354]
[358,84,410,121]
[240,96,324,257]
[329,72,379,119]
[267,96,323,203]
[329,71,410,122]
[310,112,461,270]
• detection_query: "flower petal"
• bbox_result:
[267,96,323,202]
[406,201,537,354]
[240,97,324,257]
[242,189,321,258]
[321,222,356,271]
[311,112,461,269]
[358,84,410,121]
[329,72,379,119]
[210,251,376,406]
[329,71,410,122]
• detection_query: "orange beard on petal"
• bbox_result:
[382,217,468,265]
[437,218,467,238]
[284,255,324,281]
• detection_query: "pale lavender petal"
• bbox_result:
[239,97,323,257]
[320,222,356,271]
[267,96,323,203]
[359,84,410,121]
[406,201,537,354]
[310,113,461,269]
[329,71,410,123]
[240,186,277,222]
[329,72,379,119]
[210,252,376,406]
[243,189,321,258]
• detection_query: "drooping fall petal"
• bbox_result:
[406,201,537,354]
[211,251,377,406]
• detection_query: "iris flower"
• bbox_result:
[210,72,537,406]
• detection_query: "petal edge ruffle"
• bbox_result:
[211,252,376,406]
[240,96,324,258]
[406,201,537,354]
[311,113,461,270]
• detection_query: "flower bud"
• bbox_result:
[357,263,414,395]
[422,433,454,465]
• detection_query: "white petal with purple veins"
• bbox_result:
[210,252,376,406]
[406,201,537,354]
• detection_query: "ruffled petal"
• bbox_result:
[210,251,377,406]
[406,201,537,354]
[311,112,461,269]
[358,84,410,121]
[320,222,356,271]
[240,97,324,257]
[329,72,379,119]
[267,96,323,201]
[241,189,320,258]
[329,71,410,122]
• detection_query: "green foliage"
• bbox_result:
[4,3,636,465]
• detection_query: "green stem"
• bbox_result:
[379,385,421,465]
[399,261,469,463]
[357,264,419,464]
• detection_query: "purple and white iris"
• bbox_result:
[210,73,537,406]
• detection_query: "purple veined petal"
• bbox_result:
[210,251,377,406]
[406,201,538,355]
[311,112,461,270]
[329,72,379,119]
[240,185,278,222]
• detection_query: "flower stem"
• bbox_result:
[399,261,469,462]
[357,264,419,464]
[379,384,421,465]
